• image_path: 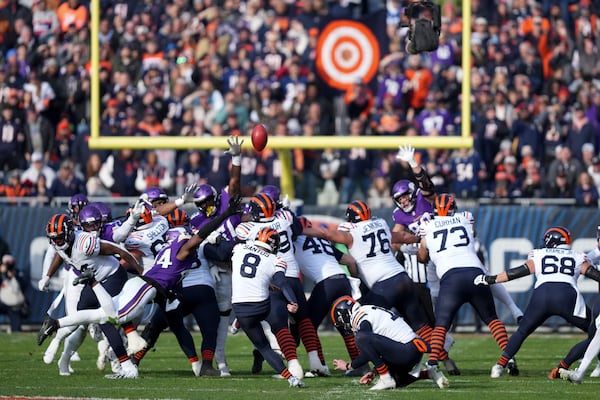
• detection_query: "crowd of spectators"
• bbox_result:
[0,0,599,207]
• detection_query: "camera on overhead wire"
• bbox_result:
[403,0,441,54]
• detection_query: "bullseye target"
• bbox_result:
[316,20,380,90]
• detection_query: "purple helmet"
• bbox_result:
[165,226,192,243]
[392,180,417,212]
[89,201,112,223]
[68,194,89,222]
[260,185,281,208]
[143,187,169,205]
[193,184,218,217]
[78,204,103,232]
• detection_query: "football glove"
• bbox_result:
[396,144,418,168]
[225,135,244,157]
[38,275,50,291]
[474,274,496,286]
[176,183,198,207]
[130,199,146,220]
[205,230,222,245]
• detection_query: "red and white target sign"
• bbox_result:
[316,20,380,91]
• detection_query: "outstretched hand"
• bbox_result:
[225,135,244,157]
[396,144,418,168]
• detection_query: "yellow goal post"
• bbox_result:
[88,0,472,198]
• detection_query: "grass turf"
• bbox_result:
[0,330,598,399]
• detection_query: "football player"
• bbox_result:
[140,184,198,216]
[38,213,144,379]
[331,296,434,390]
[231,227,305,388]
[302,199,452,386]
[392,144,460,375]
[37,199,239,377]
[556,229,600,382]
[294,216,362,369]
[418,194,510,384]
[236,193,327,377]
[474,226,600,378]
[190,135,243,376]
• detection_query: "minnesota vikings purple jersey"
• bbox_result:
[143,237,199,291]
[100,220,122,242]
[190,188,241,241]
[392,190,434,234]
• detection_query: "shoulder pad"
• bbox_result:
[235,222,254,241]
[75,232,100,257]
[338,222,354,232]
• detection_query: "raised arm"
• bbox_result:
[302,227,354,248]
[226,136,242,197]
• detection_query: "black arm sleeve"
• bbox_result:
[584,266,600,282]
[506,264,531,281]
[290,214,302,241]
[332,246,345,262]
[196,212,231,239]
[414,169,435,195]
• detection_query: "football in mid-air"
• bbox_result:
[251,124,268,152]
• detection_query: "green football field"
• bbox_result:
[1,331,598,399]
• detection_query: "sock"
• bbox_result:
[429,326,447,363]
[298,318,322,359]
[342,333,360,360]
[214,313,230,365]
[275,328,298,361]
[201,349,214,362]
[92,284,117,318]
[62,325,86,359]
[488,319,509,350]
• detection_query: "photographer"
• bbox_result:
[0,255,28,333]
[404,0,441,54]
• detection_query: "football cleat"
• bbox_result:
[427,364,449,389]
[548,367,559,379]
[490,364,504,378]
[287,359,304,379]
[105,363,138,379]
[369,373,396,390]
[200,362,220,376]
[288,376,306,388]
[559,368,583,384]
[507,358,519,376]
[218,363,231,377]
[70,352,81,362]
[590,361,600,377]
[442,358,461,376]
[38,316,59,346]
[251,349,264,374]
[192,361,201,377]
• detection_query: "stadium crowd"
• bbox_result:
[0,0,598,206]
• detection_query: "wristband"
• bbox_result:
[485,275,497,285]
[346,362,351,371]
[231,155,241,167]
[175,198,184,207]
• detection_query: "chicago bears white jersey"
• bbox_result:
[529,247,586,290]
[182,242,215,289]
[54,231,121,282]
[338,218,403,289]
[231,242,287,304]
[420,212,483,279]
[124,216,169,271]
[294,234,346,284]
[235,211,299,277]
[351,304,416,343]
